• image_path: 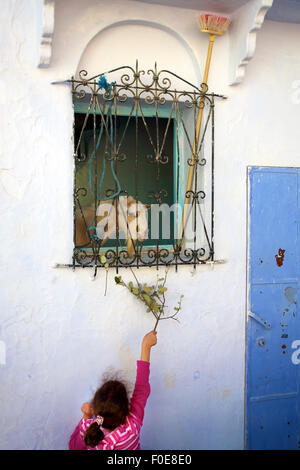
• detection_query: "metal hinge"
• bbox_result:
[248,311,272,329]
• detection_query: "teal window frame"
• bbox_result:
[74,97,184,253]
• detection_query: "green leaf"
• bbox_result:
[142,294,151,305]
[104,263,109,268]
[158,287,167,294]
[128,281,133,291]
[100,255,106,264]
[132,288,139,295]
[114,276,122,284]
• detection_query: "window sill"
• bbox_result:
[52,259,226,269]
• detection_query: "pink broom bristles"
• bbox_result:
[198,13,230,35]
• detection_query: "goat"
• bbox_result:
[75,195,150,256]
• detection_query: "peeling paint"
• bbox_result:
[285,286,298,305]
[275,248,285,267]
[118,344,135,376]
[163,371,176,389]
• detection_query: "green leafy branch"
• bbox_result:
[114,268,183,331]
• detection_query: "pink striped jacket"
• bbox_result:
[69,360,151,450]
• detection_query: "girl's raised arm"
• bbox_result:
[129,331,157,426]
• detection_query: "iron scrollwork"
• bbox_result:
[69,61,226,271]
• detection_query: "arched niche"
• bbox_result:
[75,20,201,88]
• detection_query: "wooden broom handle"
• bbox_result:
[179,34,215,243]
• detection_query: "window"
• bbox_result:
[71,63,223,270]
[74,110,175,248]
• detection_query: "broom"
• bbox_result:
[178,13,230,245]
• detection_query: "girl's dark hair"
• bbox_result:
[84,380,129,447]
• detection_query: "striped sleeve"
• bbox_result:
[69,418,92,450]
[129,360,151,427]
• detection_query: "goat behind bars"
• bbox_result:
[75,195,150,256]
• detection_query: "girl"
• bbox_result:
[69,330,157,450]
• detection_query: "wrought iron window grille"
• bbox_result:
[53,61,226,273]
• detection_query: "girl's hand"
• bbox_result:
[141,330,157,362]
[142,330,157,349]
[81,402,93,419]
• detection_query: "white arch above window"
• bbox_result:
[75,20,202,87]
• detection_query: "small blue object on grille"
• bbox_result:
[98,75,109,90]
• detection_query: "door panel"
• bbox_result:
[249,170,298,283]
[248,397,299,450]
[247,167,300,450]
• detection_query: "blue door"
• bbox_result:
[247,166,300,450]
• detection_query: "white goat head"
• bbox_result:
[96,195,150,256]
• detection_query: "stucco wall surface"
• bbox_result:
[1,0,300,450]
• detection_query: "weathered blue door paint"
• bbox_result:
[247,167,300,450]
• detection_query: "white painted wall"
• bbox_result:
[1,0,300,450]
